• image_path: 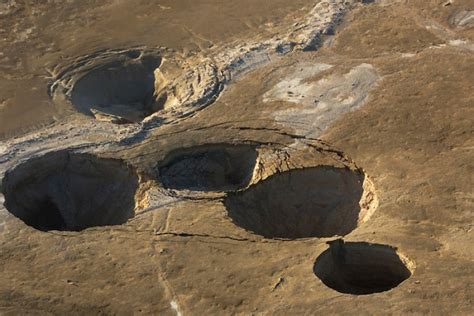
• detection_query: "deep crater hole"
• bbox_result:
[224,166,375,239]
[314,239,414,295]
[70,53,162,123]
[157,145,258,192]
[1,151,139,231]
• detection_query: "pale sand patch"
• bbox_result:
[449,39,474,51]
[265,63,379,138]
[451,10,474,28]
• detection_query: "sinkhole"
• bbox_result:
[1,151,139,231]
[157,144,258,192]
[224,166,377,239]
[70,52,163,123]
[314,239,414,295]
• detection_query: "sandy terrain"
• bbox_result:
[0,0,310,137]
[0,0,473,314]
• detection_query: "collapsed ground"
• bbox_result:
[0,0,473,314]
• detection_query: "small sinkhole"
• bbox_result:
[314,239,415,295]
[156,144,258,192]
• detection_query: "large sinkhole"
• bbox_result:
[314,239,414,295]
[157,144,258,192]
[70,52,162,123]
[1,151,139,231]
[224,166,377,239]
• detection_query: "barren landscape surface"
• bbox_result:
[0,0,473,314]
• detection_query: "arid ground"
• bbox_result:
[0,0,473,314]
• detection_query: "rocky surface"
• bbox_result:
[0,0,473,314]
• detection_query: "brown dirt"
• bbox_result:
[0,0,473,314]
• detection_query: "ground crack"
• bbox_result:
[154,231,257,242]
